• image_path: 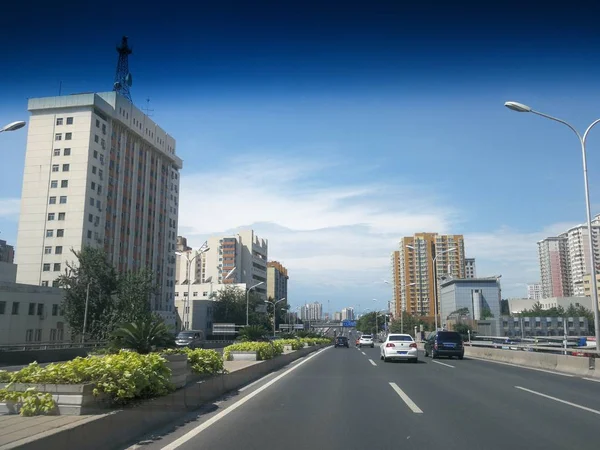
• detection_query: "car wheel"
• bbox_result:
[412,358,418,364]
[458,355,464,360]
[371,345,374,348]
[383,357,389,363]
[380,355,384,360]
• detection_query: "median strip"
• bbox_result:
[389,382,423,414]
[515,386,600,416]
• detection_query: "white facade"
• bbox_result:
[333,311,342,321]
[527,282,542,300]
[465,258,476,279]
[341,307,355,320]
[15,92,181,326]
[538,235,571,298]
[0,282,70,345]
[565,219,600,297]
[301,302,322,321]
[508,296,592,314]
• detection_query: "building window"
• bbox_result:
[96,119,100,128]
[46,230,53,237]
[41,281,49,287]
[52,304,58,316]
[49,196,56,204]
[91,181,96,190]
[66,117,73,125]
[43,263,50,271]
[55,246,63,254]
[37,304,44,316]
[50,180,58,188]
[64,148,71,156]
[53,263,61,271]
[55,133,62,141]
[56,118,63,126]
[90,197,95,206]
[50,329,57,341]
[62,164,69,172]
[53,149,60,156]
[35,329,42,341]
[52,280,60,288]
[0,301,5,315]
[26,330,33,342]
[92,166,97,174]
[88,213,93,223]
[61,180,68,188]
[65,132,72,140]
[102,124,106,134]
[58,212,65,220]
[56,229,64,237]
[94,135,99,143]
[93,150,98,158]
[47,213,55,221]
[98,169,103,179]
[12,302,19,315]
[44,246,52,254]
[52,164,59,172]
[59,196,67,204]
[28,303,35,315]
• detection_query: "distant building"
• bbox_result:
[267,261,288,303]
[527,282,542,300]
[507,296,592,315]
[334,311,342,321]
[465,258,476,279]
[0,240,14,264]
[341,307,355,320]
[301,302,322,321]
[501,315,590,337]
[538,236,571,298]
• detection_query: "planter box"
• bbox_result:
[228,351,258,361]
[283,345,293,352]
[0,382,108,415]
[161,353,190,389]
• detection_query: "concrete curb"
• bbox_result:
[3,345,329,450]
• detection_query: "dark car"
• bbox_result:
[424,331,464,359]
[335,336,349,348]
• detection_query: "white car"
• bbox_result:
[359,335,374,348]
[380,333,418,363]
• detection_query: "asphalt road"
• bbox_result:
[126,344,600,450]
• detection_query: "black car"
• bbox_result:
[335,336,349,348]
[424,331,464,359]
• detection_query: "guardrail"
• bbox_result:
[0,341,108,352]
[465,341,600,356]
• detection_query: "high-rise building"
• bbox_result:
[267,261,288,303]
[538,236,571,298]
[15,92,181,324]
[391,233,466,319]
[0,240,15,264]
[565,219,600,296]
[199,230,268,299]
[341,307,354,320]
[300,302,322,321]
[334,311,342,321]
[465,258,476,279]
[527,282,542,300]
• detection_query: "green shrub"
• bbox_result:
[223,342,283,360]
[0,387,56,417]
[162,348,224,375]
[0,351,173,407]
[237,325,269,342]
[279,339,304,350]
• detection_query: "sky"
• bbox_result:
[2,0,600,313]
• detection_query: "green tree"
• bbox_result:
[389,312,426,334]
[237,325,269,341]
[212,286,269,328]
[453,323,474,341]
[481,307,494,319]
[113,268,157,324]
[356,312,386,335]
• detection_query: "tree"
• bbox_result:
[113,268,157,324]
[110,315,175,354]
[481,307,494,319]
[237,325,269,342]
[356,312,386,335]
[212,286,269,328]
[454,323,473,341]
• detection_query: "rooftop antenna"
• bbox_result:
[142,97,154,117]
[113,36,133,102]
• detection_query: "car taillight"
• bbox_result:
[434,342,438,350]
[409,343,417,348]
[386,343,395,348]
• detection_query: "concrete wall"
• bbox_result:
[0,262,17,283]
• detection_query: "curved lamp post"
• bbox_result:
[0,121,26,133]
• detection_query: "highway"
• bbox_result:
[126,344,600,450]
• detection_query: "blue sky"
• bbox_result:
[2,0,600,313]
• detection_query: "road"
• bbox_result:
[126,344,600,450]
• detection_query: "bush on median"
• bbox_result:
[162,348,224,375]
[223,342,284,361]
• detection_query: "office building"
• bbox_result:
[0,240,14,264]
[501,315,590,337]
[341,307,355,320]
[267,261,288,303]
[465,258,476,279]
[14,92,181,325]
[527,282,542,300]
[538,236,572,298]
[392,232,466,319]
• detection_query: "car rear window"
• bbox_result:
[361,335,372,339]
[337,337,347,340]
[437,332,462,342]
[389,335,413,342]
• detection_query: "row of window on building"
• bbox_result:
[0,301,62,316]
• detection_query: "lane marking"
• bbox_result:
[361,351,366,355]
[368,359,377,366]
[583,377,600,383]
[467,355,574,377]
[160,347,332,450]
[432,360,455,368]
[389,382,423,414]
[515,386,600,416]
[239,372,275,392]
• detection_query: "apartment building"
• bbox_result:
[0,240,14,264]
[538,236,571,298]
[267,261,288,303]
[341,307,355,320]
[527,282,542,300]
[392,233,466,319]
[465,258,476,279]
[14,92,181,325]
[301,302,322,321]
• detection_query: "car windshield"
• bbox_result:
[177,332,195,339]
[437,332,462,342]
[389,335,413,342]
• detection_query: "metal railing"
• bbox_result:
[0,341,108,352]
[465,338,600,356]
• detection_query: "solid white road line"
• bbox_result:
[467,355,574,377]
[160,347,332,450]
[368,359,377,366]
[515,386,600,416]
[583,377,600,383]
[238,372,275,392]
[389,382,423,414]
[431,360,455,368]
[361,351,366,355]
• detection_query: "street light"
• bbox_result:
[384,280,416,333]
[505,100,600,350]
[246,281,264,326]
[0,121,26,133]
[175,244,210,330]
[265,297,286,337]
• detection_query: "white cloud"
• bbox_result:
[0,198,20,219]
[178,154,574,308]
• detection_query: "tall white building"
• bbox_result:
[565,219,600,296]
[341,307,354,320]
[527,282,542,300]
[15,92,181,324]
[301,302,322,321]
[465,258,476,279]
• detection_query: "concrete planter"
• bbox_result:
[0,382,107,415]
[161,353,190,389]
[228,351,258,361]
[283,344,293,352]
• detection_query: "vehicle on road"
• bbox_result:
[380,333,418,362]
[424,330,464,359]
[359,335,374,348]
[335,336,349,348]
[175,330,205,349]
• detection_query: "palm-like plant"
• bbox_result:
[110,316,175,354]
[237,325,269,342]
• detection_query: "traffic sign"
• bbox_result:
[342,320,357,327]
